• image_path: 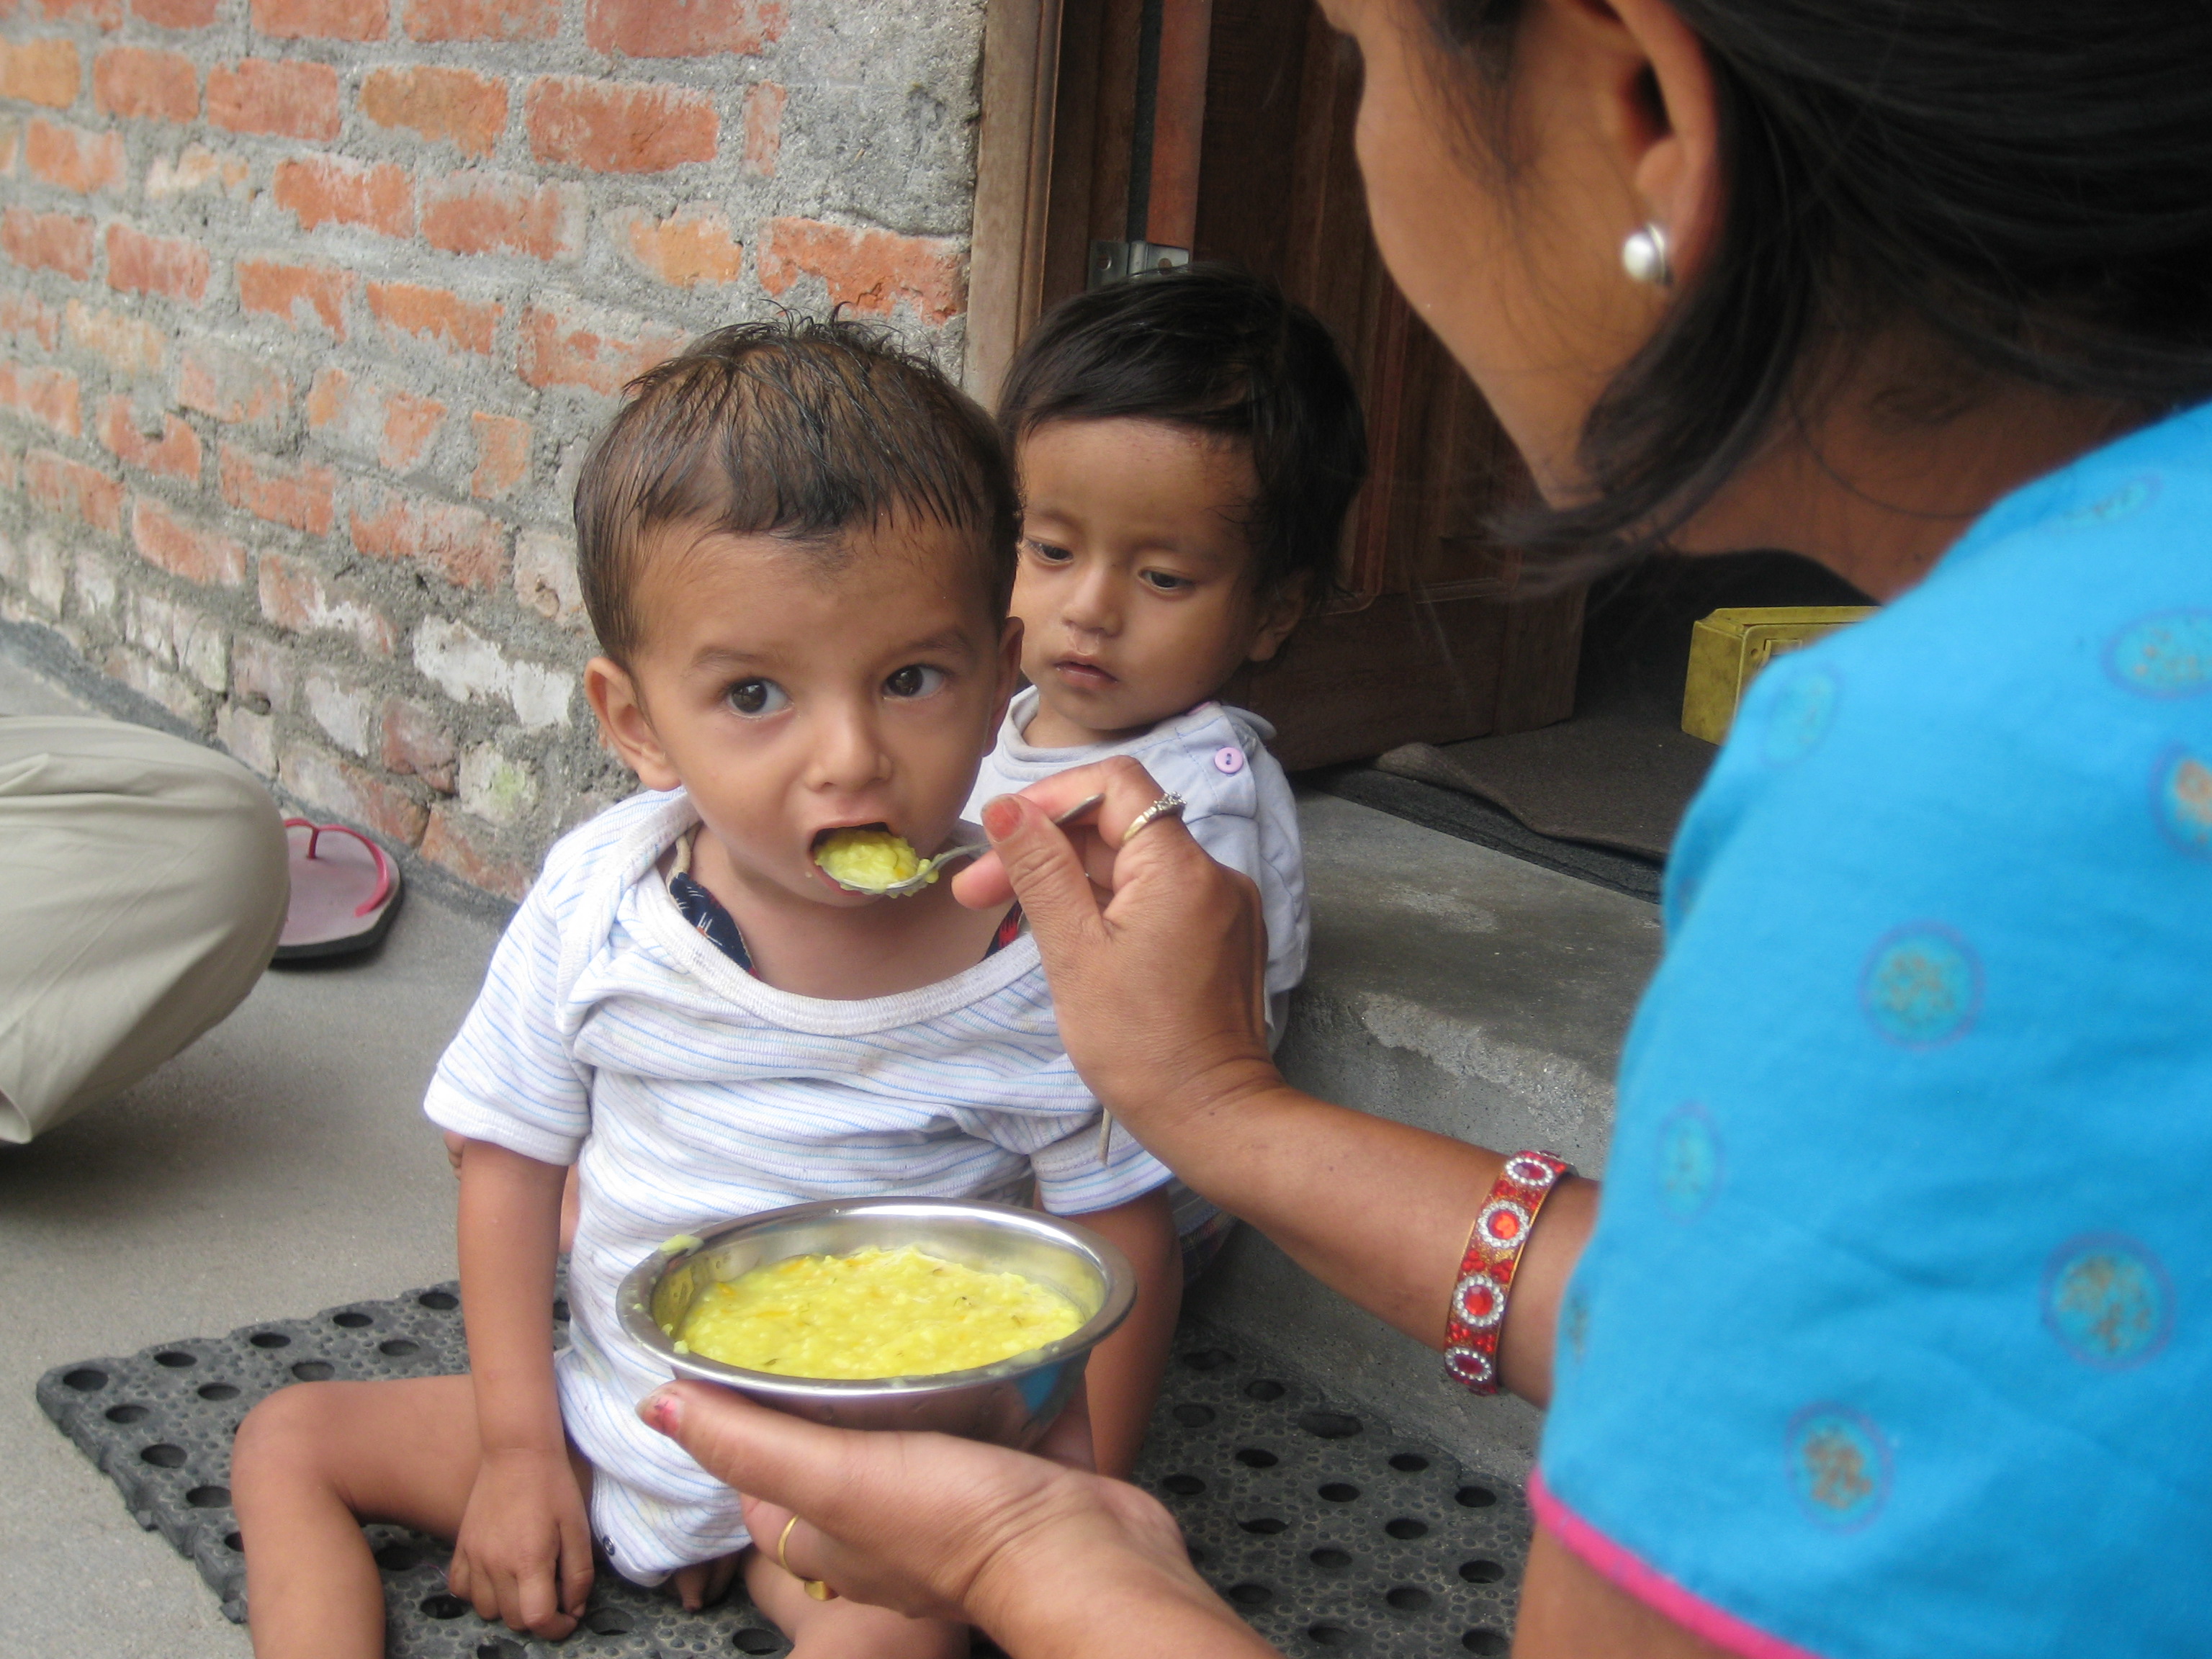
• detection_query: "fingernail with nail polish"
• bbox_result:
[639,1387,680,1434]
[981,796,1020,839]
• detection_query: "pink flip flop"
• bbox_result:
[275,819,403,961]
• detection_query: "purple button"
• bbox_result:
[1213,745,1246,775]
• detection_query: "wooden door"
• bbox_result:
[972,0,1585,769]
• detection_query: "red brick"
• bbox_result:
[306,366,444,470]
[0,38,80,108]
[468,410,527,499]
[0,123,16,176]
[252,0,385,39]
[105,222,210,300]
[24,118,124,194]
[366,279,498,356]
[24,446,121,531]
[97,394,201,480]
[583,0,780,57]
[360,64,504,157]
[93,45,197,121]
[131,496,243,585]
[400,0,552,40]
[1,208,94,279]
[349,483,505,587]
[0,359,79,436]
[237,256,351,338]
[742,80,782,176]
[66,298,163,373]
[516,297,680,395]
[757,217,965,325]
[622,208,742,287]
[30,0,122,27]
[257,548,395,652]
[380,694,456,791]
[523,76,716,174]
[419,169,582,261]
[130,0,218,25]
[220,440,333,534]
[179,339,287,423]
[421,804,532,898]
[206,58,341,141]
[0,288,60,350]
[273,155,413,236]
[279,738,428,845]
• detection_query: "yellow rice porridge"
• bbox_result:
[673,1245,1083,1378]
[814,828,931,891]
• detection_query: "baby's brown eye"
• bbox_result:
[885,665,948,699]
[1025,539,1073,564]
[727,679,789,718]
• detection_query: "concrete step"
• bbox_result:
[1189,791,1661,1478]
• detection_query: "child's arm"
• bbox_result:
[447,1139,595,1635]
[1066,1186,1182,1479]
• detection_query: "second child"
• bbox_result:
[970,266,1367,1040]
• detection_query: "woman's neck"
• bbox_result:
[1674,343,2144,600]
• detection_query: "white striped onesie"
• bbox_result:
[425,787,1182,1583]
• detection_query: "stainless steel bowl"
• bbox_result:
[613,1197,1136,1449]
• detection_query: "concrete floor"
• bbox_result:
[0,650,500,1655]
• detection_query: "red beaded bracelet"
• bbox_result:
[1444,1151,1571,1394]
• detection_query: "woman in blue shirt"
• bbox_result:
[631,0,2212,1654]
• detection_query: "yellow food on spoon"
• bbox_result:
[673,1244,1082,1378]
[814,827,934,891]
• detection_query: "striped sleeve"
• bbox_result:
[423,873,592,1166]
[1028,1115,1175,1217]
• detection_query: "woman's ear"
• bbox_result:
[585,656,680,791]
[1244,575,1310,665]
[1565,0,1722,282]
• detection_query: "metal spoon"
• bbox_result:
[820,793,1105,897]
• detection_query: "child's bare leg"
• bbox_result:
[744,1547,968,1659]
[672,1552,742,1611]
[232,1376,516,1659]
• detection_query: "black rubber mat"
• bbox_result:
[39,1289,1527,1657]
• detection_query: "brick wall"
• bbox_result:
[0,0,981,898]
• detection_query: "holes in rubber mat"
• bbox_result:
[1298,1411,1362,1440]
[1385,1586,1433,1612]
[1244,1378,1286,1401]
[63,1367,107,1391]
[1308,1626,1351,1647]
[1236,1447,1279,1469]
[154,1352,195,1369]
[477,1642,526,1659]
[1462,1631,1509,1654]
[1228,1583,1275,1607]
[1455,1485,1496,1508]
[584,1608,634,1634]
[290,1361,335,1382]
[1173,1403,1215,1427]
[105,1404,149,1424]
[1240,1516,1288,1535]
[198,1383,240,1401]
[1162,1473,1205,1496]
[140,1443,186,1467]
[417,1290,459,1310]
[1318,1482,1359,1503]
[1389,1454,1429,1473]
[1309,1547,1352,1569]
[421,1593,469,1619]
[248,1331,291,1349]
[374,1543,422,1573]
[732,1632,786,1655]
[1384,1519,1428,1540]
[552,1298,570,1322]
[332,1311,372,1328]
[223,1532,242,1552]
[1459,1559,1504,1583]
[377,1339,421,1358]
[1181,1347,1235,1372]
[186,1485,230,1509]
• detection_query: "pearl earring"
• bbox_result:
[1621,221,1673,287]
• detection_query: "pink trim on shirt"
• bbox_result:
[1527,1470,1830,1659]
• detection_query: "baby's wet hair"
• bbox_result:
[997,264,1367,604]
[575,318,1017,665]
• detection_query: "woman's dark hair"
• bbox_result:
[1423,0,2212,561]
[997,264,1367,603]
[574,317,1017,663]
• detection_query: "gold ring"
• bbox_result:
[775,1514,837,1601]
[1120,792,1187,847]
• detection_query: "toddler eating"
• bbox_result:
[230,320,1187,1659]
[971,266,1367,1039]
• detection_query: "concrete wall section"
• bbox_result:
[0,0,985,893]
[1190,793,1664,1475]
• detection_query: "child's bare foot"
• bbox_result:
[743,1546,967,1658]
[672,1552,742,1611]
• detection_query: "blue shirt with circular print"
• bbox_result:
[1537,402,2212,1659]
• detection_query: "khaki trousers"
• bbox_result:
[0,717,287,1143]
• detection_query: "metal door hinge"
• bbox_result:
[1088,240,1192,287]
